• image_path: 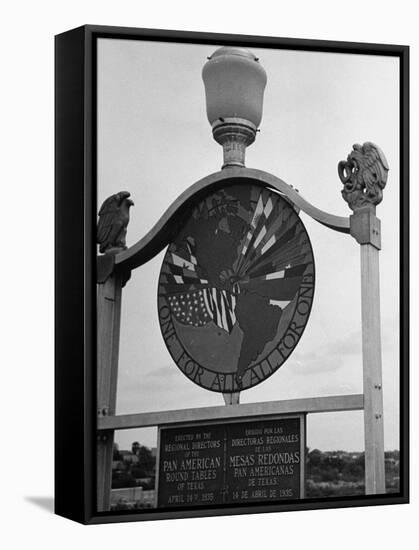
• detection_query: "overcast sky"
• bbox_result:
[97,38,399,452]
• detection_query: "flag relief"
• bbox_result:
[158,182,315,392]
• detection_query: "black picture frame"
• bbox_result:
[55,24,409,524]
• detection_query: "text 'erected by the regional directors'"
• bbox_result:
[158,416,303,507]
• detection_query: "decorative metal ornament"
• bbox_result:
[97,191,134,253]
[338,142,389,211]
[158,183,315,393]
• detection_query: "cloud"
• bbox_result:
[117,364,181,396]
[116,361,218,415]
[291,329,362,375]
[290,315,398,377]
[146,364,179,379]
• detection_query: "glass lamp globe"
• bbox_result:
[202,46,267,130]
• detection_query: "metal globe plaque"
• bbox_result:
[158,182,315,393]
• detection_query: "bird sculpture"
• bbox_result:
[338,142,389,211]
[97,191,134,254]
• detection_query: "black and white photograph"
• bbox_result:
[4,0,418,547]
[89,29,408,519]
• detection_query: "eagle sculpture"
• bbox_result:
[338,142,389,211]
[97,191,134,254]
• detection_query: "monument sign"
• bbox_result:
[157,415,305,507]
[90,35,398,519]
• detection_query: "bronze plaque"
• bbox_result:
[157,416,304,508]
[158,183,315,392]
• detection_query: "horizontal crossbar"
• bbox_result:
[97,394,364,431]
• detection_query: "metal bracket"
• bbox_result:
[98,406,109,417]
[223,392,240,405]
[97,254,132,287]
[350,208,381,250]
[97,254,115,284]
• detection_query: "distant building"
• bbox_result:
[119,451,139,464]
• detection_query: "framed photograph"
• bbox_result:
[55,25,409,524]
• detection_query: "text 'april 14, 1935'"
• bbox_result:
[157,416,304,507]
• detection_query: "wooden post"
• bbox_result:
[339,142,389,495]
[360,241,385,494]
[96,270,123,511]
[351,208,385,494]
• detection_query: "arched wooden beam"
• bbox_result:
[115,167,350,272]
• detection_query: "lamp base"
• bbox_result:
[212,117,257,169]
